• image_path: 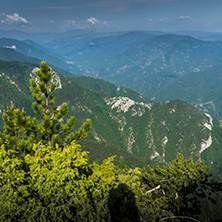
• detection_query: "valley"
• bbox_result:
[1,30,222,181]
[1,28,222,221]
[0,60,222,181]
[2,1,222,220]
[1,30,222,120]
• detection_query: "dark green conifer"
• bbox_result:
[0,61,92,153]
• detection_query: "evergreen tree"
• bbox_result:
[0,61,221,222]
[0,61,92,153]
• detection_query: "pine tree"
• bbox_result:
[0,61,92,153]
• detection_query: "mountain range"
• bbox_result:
[1,29,222,180]
[42,31,222,120]
[0,59,222,180]
[0,38,81,75]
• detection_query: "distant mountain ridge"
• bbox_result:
[44,32,222,119]
[0,47,40,63]
[153,65,222,120]
[1,31,222,120]
[0,38,81,75]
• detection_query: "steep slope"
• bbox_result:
[0,47,40,64]
[5,32,222,121]
[0,60,222,180]
[153,65,222,120]
[0,38,81,75]
[3,32,222,121]
[46,33,222,93]
[83,34,222,96]
[69,76,148,102]
[0,47,73,77]
[0,60,34,120]
[79,140,153,169]
[50,32,222,121]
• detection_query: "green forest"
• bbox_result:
[0,62,222,222]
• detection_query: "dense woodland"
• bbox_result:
[0,62,222,221]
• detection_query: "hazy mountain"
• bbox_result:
[0,29,98,44]
[0,38,81,75]
[0,60,222,180]
[76,34,222,94]
[152,65,222,120]
[0,47,40,63]
[45,32,222,120]
[2,31,222,120]
[172,30,222,41]
[46,31,159,66]
[0,47,74,76]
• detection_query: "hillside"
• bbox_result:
[44,32,222,120]
[69,76,148,102]
[0,38,81,75]
[153,65,222,120]
[0,60,222,180]
[46,33,222,85]
[0,47,40,64]
[3,32,222,121]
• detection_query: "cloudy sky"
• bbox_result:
[1,0,222,33]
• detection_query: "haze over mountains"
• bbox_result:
[1,29,222,181]
[1,30,222,119]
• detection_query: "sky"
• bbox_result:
[1,0,222,33]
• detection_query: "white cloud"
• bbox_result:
[63,19,87,30]
[102,21,107,25]
[159,17,168,23]
[58,17,108,31]
[64,19,76,27]
[178,15,191,20]
[1,13,29,25]
[87,17,99,25]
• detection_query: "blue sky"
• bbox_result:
[1,0,222,33]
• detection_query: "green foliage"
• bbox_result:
[0,142,91,221]
[70,76,148,103]
[0,141,132,221]
[0,61,221,221]
[140,154,213,220]
[1,143,219,221]
[79,140,155,169]
[0,61,92,153]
